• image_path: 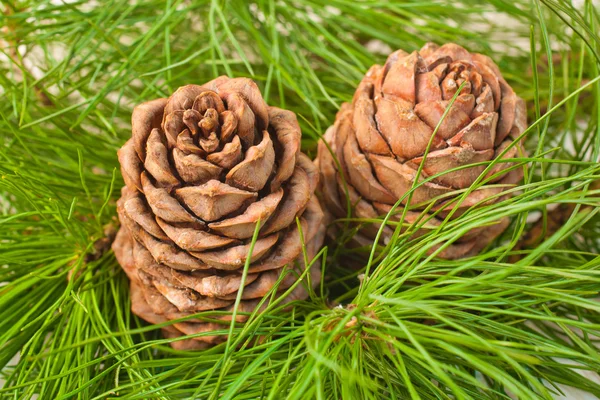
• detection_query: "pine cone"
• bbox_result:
[112,77,325,350]
[317,43,527,259]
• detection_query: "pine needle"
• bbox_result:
[1,0,600,399]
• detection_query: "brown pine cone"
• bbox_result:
[112,77,325,350]
[316,43,527,259]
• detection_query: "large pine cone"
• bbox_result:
[317,43,527,259]
[112,77,325,350]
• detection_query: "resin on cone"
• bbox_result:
[316,43,527,259]
[112,77,325,350]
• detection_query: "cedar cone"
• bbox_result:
[112,77,325,350]
[316,43,527,259]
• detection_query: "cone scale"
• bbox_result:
[112,77,325,350]
[316,43,527,259]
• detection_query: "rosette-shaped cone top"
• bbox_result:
[317,43,527,259]
[112,77,325,350]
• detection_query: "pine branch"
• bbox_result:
[1,0,599,399]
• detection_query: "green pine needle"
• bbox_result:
[2,0,600,399]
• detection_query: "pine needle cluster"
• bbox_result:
[1,0,600,398]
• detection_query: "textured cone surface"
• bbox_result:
[113,77,325,349]
[317,43,527,259]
